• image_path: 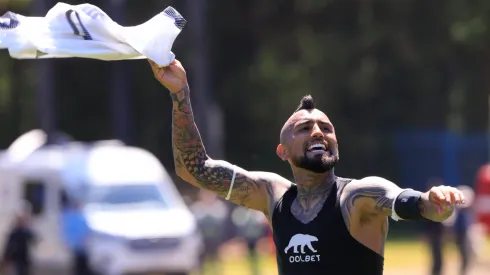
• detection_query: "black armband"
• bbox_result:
[392,189,425,221]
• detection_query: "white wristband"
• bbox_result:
[225,166,237,201]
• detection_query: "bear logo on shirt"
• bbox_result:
[284,234,321,263]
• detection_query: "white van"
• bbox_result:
[0,130,203,275]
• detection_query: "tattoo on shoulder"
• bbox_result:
[343,187,393,229]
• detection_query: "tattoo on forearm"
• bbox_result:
[170,86,270,208]
[343,187,393,229]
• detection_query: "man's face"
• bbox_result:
[277,109,339,173]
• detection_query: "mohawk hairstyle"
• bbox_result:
[294,95,315,112]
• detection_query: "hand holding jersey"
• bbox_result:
[148,59,187,93]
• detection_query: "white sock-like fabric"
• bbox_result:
[0,2,186,67]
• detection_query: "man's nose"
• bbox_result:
[311,124,324,138]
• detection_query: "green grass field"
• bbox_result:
[198,237,490,275]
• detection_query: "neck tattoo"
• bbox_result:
[291,176,336,224]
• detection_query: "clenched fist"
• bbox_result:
[428,185,465,206]
[149,59,187,94]
[419,185,466,222]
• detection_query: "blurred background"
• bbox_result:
[0,0,489,275]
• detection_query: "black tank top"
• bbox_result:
[271,177,384,275]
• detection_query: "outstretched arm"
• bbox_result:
[341,176,465,228]
[171,85,291,210]
[150,60,291,213]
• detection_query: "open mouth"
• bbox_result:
[306,142,332,156]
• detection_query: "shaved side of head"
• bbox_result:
[280,95,316,143]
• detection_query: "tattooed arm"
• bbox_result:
[149,60,291,214]
[171,86,291,212]
[340,176,465,229]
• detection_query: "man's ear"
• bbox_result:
[276,144,288,161]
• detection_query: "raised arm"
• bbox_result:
[149,60,291,214]
[341,176,465,229]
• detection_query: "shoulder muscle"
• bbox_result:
[340,176,403,229]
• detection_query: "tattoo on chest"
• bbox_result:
[291,185,333,224]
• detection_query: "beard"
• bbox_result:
[291,152,339,173]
